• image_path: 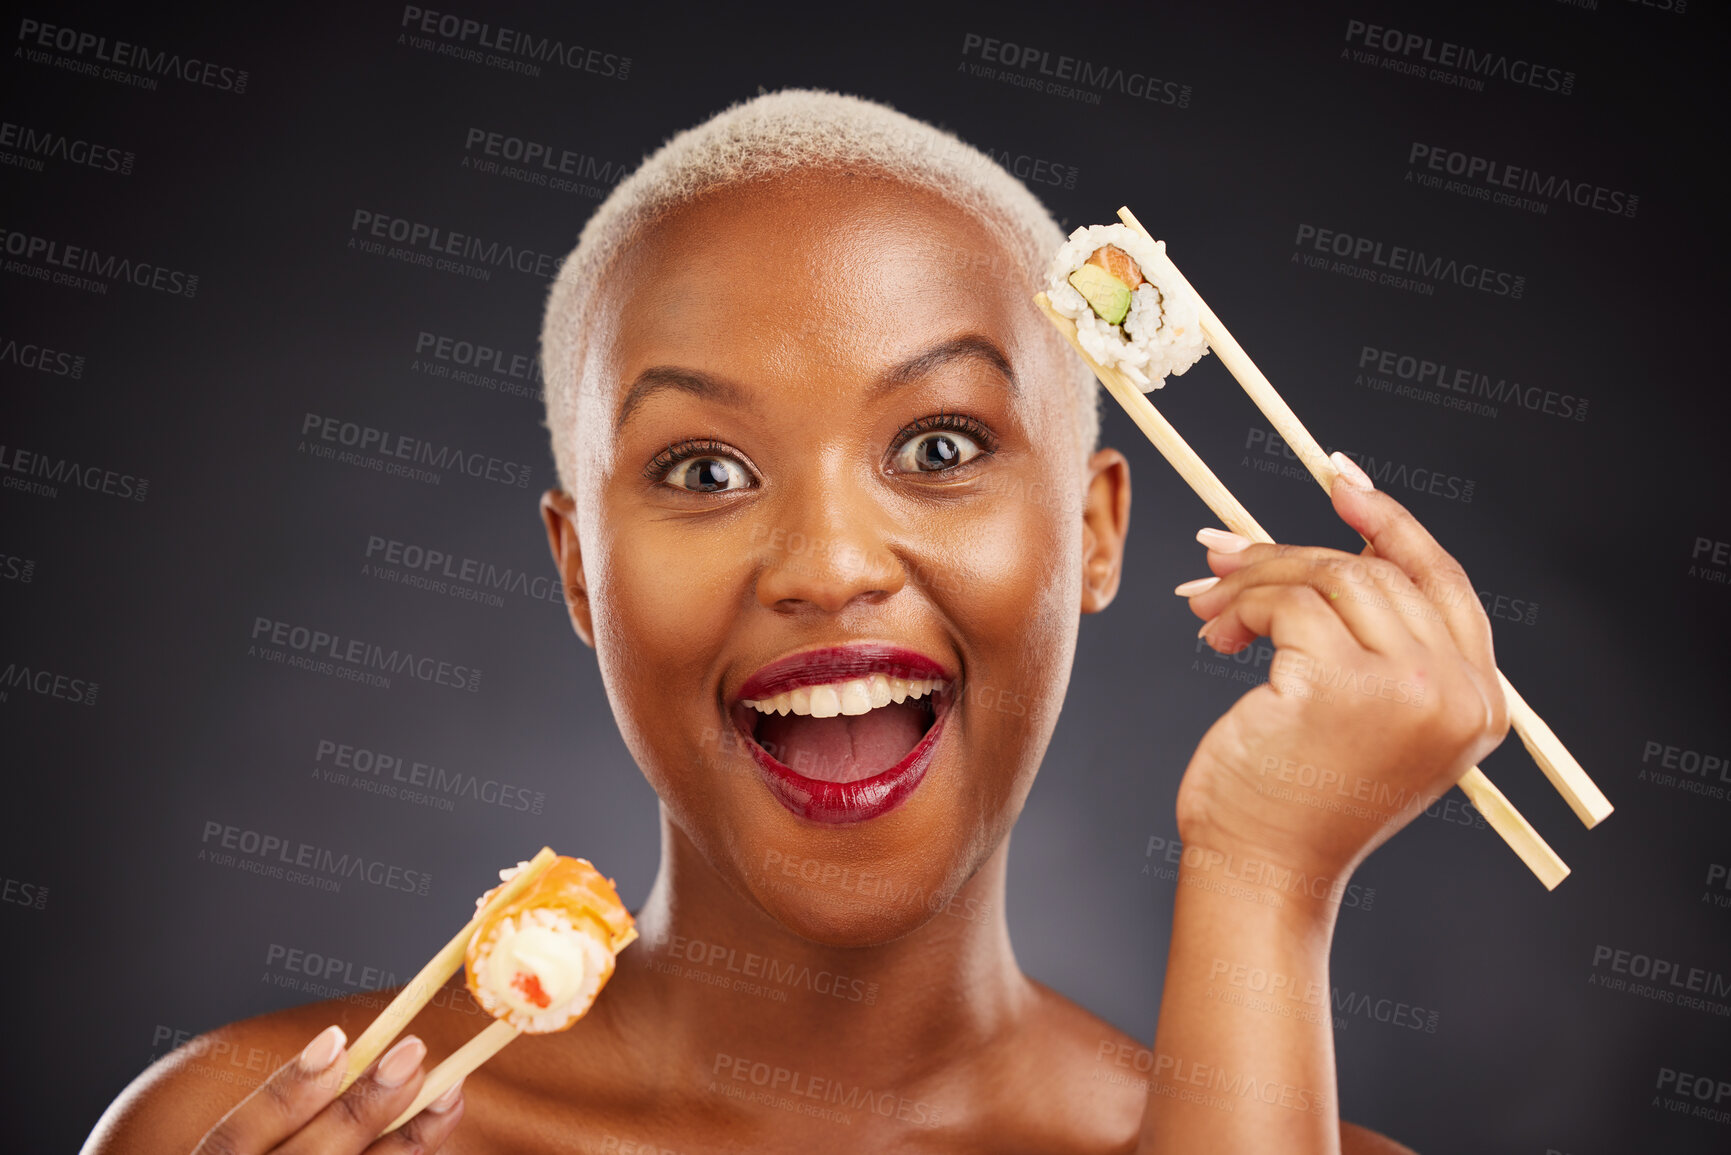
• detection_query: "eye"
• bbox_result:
[889,414,993,474]
[647,440,757,494]
[663,454,752,493]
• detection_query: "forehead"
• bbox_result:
[580,171,1054,437]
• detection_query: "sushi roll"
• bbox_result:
[1044,224,1208,391]
[465,856,638,1033]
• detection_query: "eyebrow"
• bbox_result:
[613,334,1018,433]
[877,334,1019,401]
[614,366,750,433]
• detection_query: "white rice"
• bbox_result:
[471,907,614,1033]
[1045,223,1208,391]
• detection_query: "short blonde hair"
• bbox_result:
[538,88,1099,493]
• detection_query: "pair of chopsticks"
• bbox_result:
[1035,207,1612,890]
[336,846,557,1132]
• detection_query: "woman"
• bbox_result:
[87,90,1503,1154]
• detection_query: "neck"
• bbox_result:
[587,806,1031,1095]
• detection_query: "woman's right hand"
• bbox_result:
[189,1026,464,1154]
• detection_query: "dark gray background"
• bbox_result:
[3,1,1728,1151]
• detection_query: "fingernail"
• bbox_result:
[376,1036,426,1088]
[426,1078,465,1114]
[1330,451,1375,491]
[1196,527,1252,553]
[1174,576,1220,597]
[298,1025,346,1074]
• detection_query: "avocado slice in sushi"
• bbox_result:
[1068,263,1134,326]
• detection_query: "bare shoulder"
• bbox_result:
[1341,1120,1421,1155]
[81,981,479,1155]
[1011,980,1420,1155]
[982,977,1147,1153]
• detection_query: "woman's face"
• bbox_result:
[545,172,1127,946]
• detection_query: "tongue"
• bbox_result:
[756,701,930,783]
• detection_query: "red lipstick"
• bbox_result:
[731,645,953,824]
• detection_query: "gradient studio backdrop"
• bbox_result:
[3,2,1728,1151]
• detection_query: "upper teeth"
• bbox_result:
[744,675,945,719]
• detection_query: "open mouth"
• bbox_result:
[730,646,953,824]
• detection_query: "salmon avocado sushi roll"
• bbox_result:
[465,856,638,1033]
[1045,223,1209,390]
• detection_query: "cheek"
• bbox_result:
[588,520,743,756]
[922,477,1081,729]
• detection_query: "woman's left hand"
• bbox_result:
[1174,463,1510,887]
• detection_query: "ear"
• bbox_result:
[1079,448,1131,614]
[540,489,596,648]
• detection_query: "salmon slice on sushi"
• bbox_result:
[466,856,637,1034]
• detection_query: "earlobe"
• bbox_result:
[1079,448,1131,614]
[539,489,596,648]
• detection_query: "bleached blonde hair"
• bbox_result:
[537,88,1099,494]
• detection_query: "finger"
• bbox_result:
[1187,548,1439,657]
[1199,583,1360,677]
[1196,526,1259,578]
[363,1079,466,1153]
[192,1025,349,1155]
[278,1035,427,1155]
[1327,464,1497,676]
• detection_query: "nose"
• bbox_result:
[752,484,907,614]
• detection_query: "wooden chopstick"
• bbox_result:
[336,846,558,1094]
[384,1018,520,1133]
[1113,206,1614,831]
[1035,294,1570,890]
